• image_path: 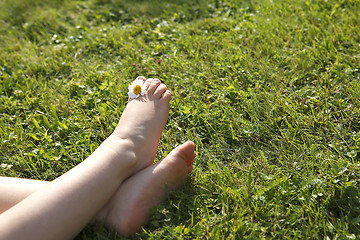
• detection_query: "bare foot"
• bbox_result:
[110,76,171,173]
[99,141,196,236]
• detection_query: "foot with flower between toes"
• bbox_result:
[0,76,195,239]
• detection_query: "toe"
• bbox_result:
[147,79,161,95]
[172,141,196,162]
[161,90,172,101]
[186,161,193,173]
[186,151,196,173]
[154,83,168,98]
[142,77,152,91]
[136,76,146,81]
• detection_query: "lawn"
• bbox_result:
[1,0,360,239]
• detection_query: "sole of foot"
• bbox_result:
[110,76,172,173]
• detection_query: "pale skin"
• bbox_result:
[0,77,196,239]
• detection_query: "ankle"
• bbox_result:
[100,136,138,171]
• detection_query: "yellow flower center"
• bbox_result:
[133,85,142,95]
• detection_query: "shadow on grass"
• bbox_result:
[1,0,253,27]
[326,183,360,235]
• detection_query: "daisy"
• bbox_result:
[128,78,146,99]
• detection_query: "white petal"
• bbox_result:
[128,91,138,99]
[132,79,144,86]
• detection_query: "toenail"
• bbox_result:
[136,76,146,82]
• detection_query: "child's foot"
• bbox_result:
[98,141,196,236]
[109,76,171,173]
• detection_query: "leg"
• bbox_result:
[0,77,171,240]
[0,141,196,237]
[0,177,48,214]
[0,135,136,240]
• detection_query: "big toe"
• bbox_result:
[168,141,196,173]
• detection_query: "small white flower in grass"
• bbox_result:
[128,78,146,99]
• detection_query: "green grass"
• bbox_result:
[1,0,360,238]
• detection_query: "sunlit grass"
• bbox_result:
[1,0,360,238]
